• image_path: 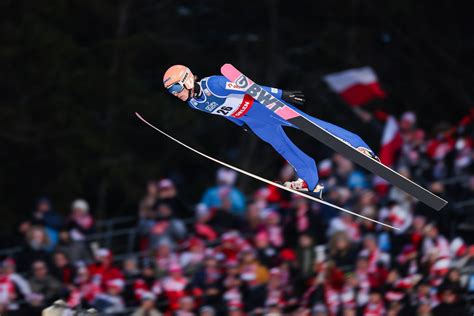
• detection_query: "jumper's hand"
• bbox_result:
[282,90,305,106]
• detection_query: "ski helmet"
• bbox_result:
[163,65,194,95]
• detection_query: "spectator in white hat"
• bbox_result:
[65,199,94,262]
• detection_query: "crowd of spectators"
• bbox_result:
[1,111,473,316]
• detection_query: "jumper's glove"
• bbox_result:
[281,90,305,107]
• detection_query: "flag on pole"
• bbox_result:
[379,115,403,166]
[323,67,386,106]
[374,114,403,194]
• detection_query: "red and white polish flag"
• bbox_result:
[323,67,386,106]
[379,115,403,166]
[373,115,403,194]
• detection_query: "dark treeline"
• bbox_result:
[0,0,472,234]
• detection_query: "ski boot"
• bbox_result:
[332,134,381,163]
[283,178,324,199]
[356,147,381,162]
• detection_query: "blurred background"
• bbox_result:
[1,1,473,315]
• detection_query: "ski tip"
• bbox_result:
[221,64,242,82]
[135,112,145,122]
[220,63,234,72]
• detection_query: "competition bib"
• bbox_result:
[210,94,254,118]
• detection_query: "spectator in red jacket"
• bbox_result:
[0,257,32,311]
[68,265,102,307]
[159,263,189,311]
[88,248,124,290]
[362,289,385,316]
[0,259,22,314]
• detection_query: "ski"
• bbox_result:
[220,64,448,211]
[135,112,398,230]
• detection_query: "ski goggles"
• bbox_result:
[166,82,185,95]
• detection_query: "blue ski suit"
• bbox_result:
[188,76,372,190]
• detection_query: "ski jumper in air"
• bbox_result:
[163,65,378,194]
